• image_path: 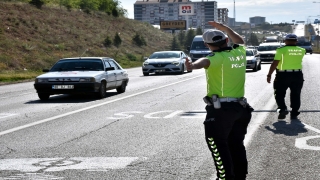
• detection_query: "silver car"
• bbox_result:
[246,49,261,72]
[142,51,192,76]
[34,57,129,100]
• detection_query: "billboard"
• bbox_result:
[160,20,186,30]
[179,4,195,16]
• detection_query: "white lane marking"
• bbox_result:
[244,92,275,147]
[144,110,175,119]
[163,110,183,119]
[302,123,320,134]
[0,113,17,120]
[295,123,320,150]
[0,157,140,172]
[106,111,143,120]
[0,75,203,137]
[295,136,320,150]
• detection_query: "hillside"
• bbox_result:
[0,2,173,73]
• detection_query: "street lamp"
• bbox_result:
[314,1,320,14]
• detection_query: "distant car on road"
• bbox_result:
[34,57,129,100]
[246,49,261,72]
[257,42,283,62]
[187,35,211,62]
[297,41,313,54]
[142,51,192,76]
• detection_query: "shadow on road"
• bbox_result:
[265,119,308,136]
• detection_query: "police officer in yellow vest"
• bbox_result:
[267,33,305,119]
[185,21,253,180]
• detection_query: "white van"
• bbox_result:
[187,35,212,62]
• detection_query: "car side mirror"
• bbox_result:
[144,57,148,60]
[187,46,190,51]
[43,69,49,72]
[105,67,115,71]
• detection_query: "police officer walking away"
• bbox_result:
[267,33,305,119]
[185,21,253,180]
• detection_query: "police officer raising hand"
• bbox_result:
[185,21,253,180]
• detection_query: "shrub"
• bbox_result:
[126,53,137,61]
[113,33,122,47]
[103,36,112,47]
[132,33,146,47]
[29,0,45,9]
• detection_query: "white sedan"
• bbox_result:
[34,57,129,100]
[142,51,192,76]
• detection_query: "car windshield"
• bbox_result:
[191,41,209,50]
[50,59,104,71]
[246,50,254,56]
[149,52,180,59]
[257,45,280,51]
[297,42,311,46]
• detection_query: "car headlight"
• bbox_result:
[172,61,180,66]
[35,78,48,83]
[143,61,149,67]
[79,78,95,82]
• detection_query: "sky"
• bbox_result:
[118,0,320,24]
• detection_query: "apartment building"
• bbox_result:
[249,16,266,25]
[134,0,220,30]
[217,8,228,25]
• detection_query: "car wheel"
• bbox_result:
[143,72,149,76]
[253,62,258,72]
[116,81,127,93]
[96,81,107,99]
[180,64,185,74]
[38,93,50,100]
[258,62,261,70]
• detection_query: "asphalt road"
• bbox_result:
[0,54,320,180]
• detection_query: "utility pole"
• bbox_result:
[234,0,236,27]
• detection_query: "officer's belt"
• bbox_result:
[219,97,239,102]
[277,69,301,72]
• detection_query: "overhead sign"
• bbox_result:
[179,4,195,16]
[160,20,186,30]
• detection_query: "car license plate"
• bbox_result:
[155,70,165,72]
[52,85,74,89]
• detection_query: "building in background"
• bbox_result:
[217,8,229,25]
[249,16,266,25]
[228,17,235,27]
[134,0,219,30]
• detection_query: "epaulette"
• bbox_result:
[233,44,240,48]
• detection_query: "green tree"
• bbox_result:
[114,33,122,47]
[29,0,45,9]
[170,36,180,50]
[79,0,100,13]
[196,26,203,35]
[248,33,259,46]
[103,36,112,47]
[132,33,146,47]
[184,29,195,50]
[177,29,185,48]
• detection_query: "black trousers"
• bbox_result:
[273,71,304,115]
[204,102,252,180]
